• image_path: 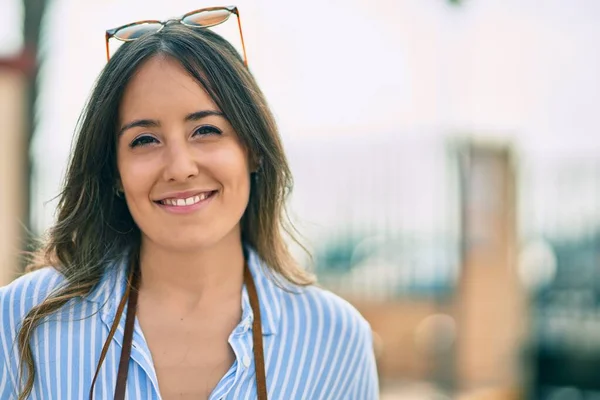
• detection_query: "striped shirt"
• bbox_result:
[0,249,378,399]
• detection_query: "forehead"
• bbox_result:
[119,56,218,121]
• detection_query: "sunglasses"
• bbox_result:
[105,5,247,65]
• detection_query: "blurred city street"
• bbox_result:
[2,0,600,398]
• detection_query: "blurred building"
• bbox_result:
[0,52,30,286]
[295,134,600,399]
[290,139,527,399]
[454,144,525,399]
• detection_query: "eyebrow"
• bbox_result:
[118,110,225,136]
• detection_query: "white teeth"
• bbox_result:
[161,192,212,207]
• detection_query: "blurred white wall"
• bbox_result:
[1,0,599,234]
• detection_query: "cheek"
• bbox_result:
[211,145,252,202]
[212,141,250,177]
[117,152,158,205]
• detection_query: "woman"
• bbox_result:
[0,7,378,400]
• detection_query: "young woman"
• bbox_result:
[0,6,378,400]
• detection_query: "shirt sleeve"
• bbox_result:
[349,320,380,399]
[0,357,16,400]
[0,286,17,400]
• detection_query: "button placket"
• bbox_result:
[212,325,253,400]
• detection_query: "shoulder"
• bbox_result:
[285,284,370,330]
[247,247,374,355]
[0,267,66,337]
[278,283,374,350]
[275,284,379,397]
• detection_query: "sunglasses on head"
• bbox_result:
[105,5,247,65]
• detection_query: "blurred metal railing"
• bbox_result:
[285,133,462,300]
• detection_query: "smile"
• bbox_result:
[155,190,218,213]
[159,191,213,206]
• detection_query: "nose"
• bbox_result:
[162,141,199,182]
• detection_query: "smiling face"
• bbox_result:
[117,55,252,252]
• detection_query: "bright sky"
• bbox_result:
[2,0,600,239]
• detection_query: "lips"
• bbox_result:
[158,191,215,207]
[154,190,218,207]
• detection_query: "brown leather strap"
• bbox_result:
[245,264,268,400]
[114,268,139,399]
[89,265,135,400]
[92,261,268,400]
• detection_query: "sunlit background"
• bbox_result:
[1,0,600,398]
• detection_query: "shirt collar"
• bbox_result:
[85,257,126,307]
[244,246,282,335]
[83,246,283,336]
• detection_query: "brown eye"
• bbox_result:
[130,135,158,148]
[193,125,222,136]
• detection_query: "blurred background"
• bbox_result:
[1,0,600,398]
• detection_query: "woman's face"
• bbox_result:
[117,56,252,252]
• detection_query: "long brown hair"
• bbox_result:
[16,24,314,399]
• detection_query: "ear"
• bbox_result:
[249,152,263,174]
[115,177,124,192]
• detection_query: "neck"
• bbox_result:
[137,233,246,309]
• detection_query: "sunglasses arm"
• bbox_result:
[105,32,111,61]
[236,12,248,67]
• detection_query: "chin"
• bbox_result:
[151,226,239,253]
[161,236,221,253]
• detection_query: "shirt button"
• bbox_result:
[242,355,251,368]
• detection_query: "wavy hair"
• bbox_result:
[15,24,314,399]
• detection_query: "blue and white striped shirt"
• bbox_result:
[0,249,378,399]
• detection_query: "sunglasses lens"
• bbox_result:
[113,22,163,40]
[182,9,232,27]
